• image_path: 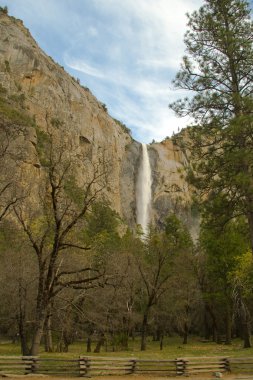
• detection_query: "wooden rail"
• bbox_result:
[230,358,253,374]
[181,356,228,375]
[134,358,178,376]
[0,356,37,375]
[35,357,80,376]
[0,355,252,377]
[79,356,179,376]
[79,356,133,376]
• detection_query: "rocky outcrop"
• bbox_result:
[149,139,199,239]
[0,12,198,236]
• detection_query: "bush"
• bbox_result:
[101,103,108,112]
[0,6,8,14]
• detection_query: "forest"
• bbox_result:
[0,0,253,358]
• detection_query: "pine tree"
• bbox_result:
[170,0,253,249]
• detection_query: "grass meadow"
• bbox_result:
[1,335,253,359]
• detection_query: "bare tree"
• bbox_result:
[0,224,38,354]
[168,250,201,344]
[137,217,193,351]
[14,132,110,356]
[136,231,173,351]
[0,122,23,222]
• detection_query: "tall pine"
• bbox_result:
[170,0,253,249]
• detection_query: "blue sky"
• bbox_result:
[2,0,250,143]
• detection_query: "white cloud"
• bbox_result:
[63,0,202,142]
[65,57,105,79]
[88,26,98,37]
[6,0,202,143]
[137,58,181,70]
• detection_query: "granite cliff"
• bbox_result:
[0,12,198,237]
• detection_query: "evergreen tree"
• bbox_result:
[170,0,253,249]
[200,218,249,345]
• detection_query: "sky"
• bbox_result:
[0,0,228,142]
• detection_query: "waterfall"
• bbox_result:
[136,143,152,235]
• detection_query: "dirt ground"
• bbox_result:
[0,375,249,380]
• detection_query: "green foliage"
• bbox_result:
[233,251,253,298]
[164,214,193,251]
[146,229,172,266]
[0,6,8,14]
[170,0,253,248]
[4,60,10,73]
[86,201,120,239]
[191,198,200,218]
[199,217,249,324]
[170,0,253,123]
[201,218,249,281]
[36,129,51,166]
[0,84,7,95]
[81,85,90,92]
[51,117,63,128]
[63,175,84,206]
[0,95,35,127]
[9,93,25,107]
[101,103,108,112]
[2,336,253,358]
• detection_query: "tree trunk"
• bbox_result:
[18,315,29,356]
[239,294,251,348]
[154,327,161,342]
[86,336,92,352]
[183,322,188,344]
[225,303,232,345]
[140,313,148,351]
[160,334,164,350]
[94,333,105,353]
[30,311,46,356]
[243,322,251,349]
[204,305,211,340]
[18,282,29,355]
[63,332,70,352]
[247,211,253,253]
[242,310,251,348]
[44,313,53,352]
[206,304,218,343]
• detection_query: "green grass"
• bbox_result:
[0,94,35,127]
[0,336,253,359]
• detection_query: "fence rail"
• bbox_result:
[0,355,252,377]
[230,357,253,374]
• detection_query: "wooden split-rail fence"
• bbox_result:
[0,355,252,377]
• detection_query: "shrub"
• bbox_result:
[0,6,8,14]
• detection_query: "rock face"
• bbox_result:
[149,140,199,239]
[0,13,198,236]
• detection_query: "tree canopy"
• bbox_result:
[170,0,253,248]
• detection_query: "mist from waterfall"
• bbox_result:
[136,143,152,236]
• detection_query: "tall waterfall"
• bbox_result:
[136,143,152,235]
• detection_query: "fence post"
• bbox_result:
[79,356,91,377]
[130,359,136,374]
[22,356,34,375]
[31,357,38,374]
[223,357,230,373]
[176,358,186,376]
